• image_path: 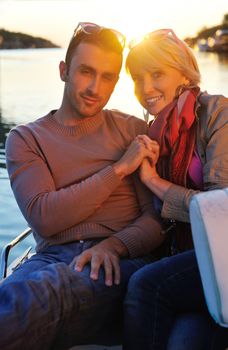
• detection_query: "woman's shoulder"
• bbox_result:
[196,91,228,142]
[198,91,228,114]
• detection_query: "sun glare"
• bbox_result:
[92,0,160,46]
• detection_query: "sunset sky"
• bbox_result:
[0,0,227,47]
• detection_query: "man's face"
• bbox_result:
[61,42,122,119]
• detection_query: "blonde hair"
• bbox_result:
[126,31,201,87]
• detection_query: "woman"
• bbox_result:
[123,29,228,349]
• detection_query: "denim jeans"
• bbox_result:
[123,250,228,350]
[0,240,154,350]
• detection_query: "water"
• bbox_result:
[0,48,228,264]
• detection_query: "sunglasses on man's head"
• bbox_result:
[73,22,126,49]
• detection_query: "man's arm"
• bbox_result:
[6,128,154,238]
[6,129,122,237]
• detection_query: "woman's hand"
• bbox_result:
[139,158,159,184]
[136,135,160,167]
[134,135,160,184]
[136,135,172,201]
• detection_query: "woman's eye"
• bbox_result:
[152,71,162,79]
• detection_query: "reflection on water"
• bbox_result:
[0,113,34,263]
[217,53,228,65]
[0,117,15,150]
[0,111,16,170]
[0,166,34,264]
[0,48,227,261]
[0,116,35,263]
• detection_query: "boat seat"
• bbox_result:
[190,188,228,327]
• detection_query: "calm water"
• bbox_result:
[0,48,228,263]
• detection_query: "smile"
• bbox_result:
[146,95,163,104]
[82,95,99,103]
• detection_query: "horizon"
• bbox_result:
[0,0,227,48]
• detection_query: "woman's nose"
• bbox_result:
[143,74,154,94]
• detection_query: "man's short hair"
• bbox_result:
[65,28,124,70]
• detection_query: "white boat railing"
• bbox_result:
[0,227,33,280]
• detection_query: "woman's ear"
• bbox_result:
[183,76,190,86]
[59,60,68,82]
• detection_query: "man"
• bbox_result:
[1,23,163,350]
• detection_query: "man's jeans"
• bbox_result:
[123,250,228,350]
[0,239,154,350]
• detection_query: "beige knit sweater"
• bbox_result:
[6,109,162,257]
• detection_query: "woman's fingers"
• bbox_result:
[136,135,160,152]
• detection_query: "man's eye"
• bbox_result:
[81,69,90,74]
[103,74,115,82]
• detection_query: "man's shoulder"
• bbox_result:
[7,112,52,148]
[11,112,52,134]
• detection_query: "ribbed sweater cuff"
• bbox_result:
[114,231,139,258]
[99,165,122,191]
[162,184,190,222]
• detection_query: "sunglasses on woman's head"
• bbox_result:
[73,22,126,49]
[128,28,186,52]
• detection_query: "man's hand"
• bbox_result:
[113,135,155,179]
[70,237,128,286]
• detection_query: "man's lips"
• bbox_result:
[81,94,100,105]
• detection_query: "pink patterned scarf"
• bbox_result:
[148,88,200,187]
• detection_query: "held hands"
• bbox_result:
[136,135,160,167]
[135,135,160,184]
[70,237,128,287]
[113,135,158,179]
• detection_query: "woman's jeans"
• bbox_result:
[123,249,228,350]
[0,240,154,350]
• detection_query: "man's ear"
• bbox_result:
[59,60,68,82]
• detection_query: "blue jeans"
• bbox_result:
[0,240,154,350]
[123,250,228,350]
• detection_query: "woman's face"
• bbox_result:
[131,65,189,115]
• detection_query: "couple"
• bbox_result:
[1,22,228,350]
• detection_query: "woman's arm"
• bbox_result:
[138,100,228,222]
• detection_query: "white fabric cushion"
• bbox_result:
[189,188,228,327]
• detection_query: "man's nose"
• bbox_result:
[87,76,101,95]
